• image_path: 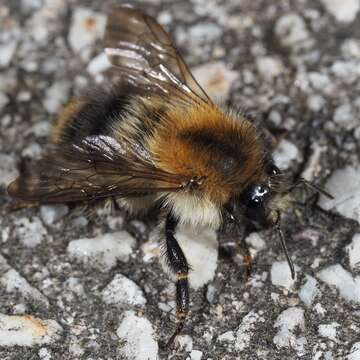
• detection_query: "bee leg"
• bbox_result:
[164,214,189,348]
[234,236,252,280]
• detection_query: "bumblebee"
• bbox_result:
[7,7,332,346]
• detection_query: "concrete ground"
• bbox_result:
[1,0,360,359]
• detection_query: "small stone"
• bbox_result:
[273,307,307,356]
[275,13,310,48]
[320,0,360,23]
[301,144,326,181]
[117,311,158,360]
[299,275,320,307]
[318,322,340,341]
[40,205,69,225]
[342,39,360,59]
[256,56,284,80]
[43,81,71,114]
[29,121,51,138]
[1,268,49,308]
[0,42,17,68]
[217,331,235,342]
[346,233,360,271]
[0,153,18,186]
[206,284,217,303]
[0,92,9,110]
[245,232,266,251]
[188,350,203,360]
[21,143,43,160]
[319,165,360,223]
[268,110,282,126]
[164,224,218,289]
[192,61,238,101]
[68,7,106,60]
[67,231,136,271]
[14,217,47,248]
[307,95,326,112]
[235,311,261,351]
[318,264,360,303]
[176,335,193,352]
[271,261,298,290]
[0,314,62,346]
[87,52,111,76]
[38,347,52,360]
[101,274,146,307]
[188,22,221,44]
[333,103,357,130]
[273,139,300,170]
[348,342,360,360]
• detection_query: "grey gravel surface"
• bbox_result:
[1,0,360,359]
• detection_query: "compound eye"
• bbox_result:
[267,164,281,176]
[247,184,270,208]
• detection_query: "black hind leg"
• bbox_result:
[163,214,190,347]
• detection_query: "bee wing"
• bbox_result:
[7,135,188,204]
[104,6,212,105]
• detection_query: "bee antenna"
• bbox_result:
[275,211,295,280]
[296,178,334,200]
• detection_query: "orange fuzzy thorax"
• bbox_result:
[148,102,267,206]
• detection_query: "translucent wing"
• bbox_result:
[7,135,188,204]
[104,6,212,105]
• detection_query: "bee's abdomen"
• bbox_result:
[51,86,133,145]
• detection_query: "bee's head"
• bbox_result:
[225,163,288,229]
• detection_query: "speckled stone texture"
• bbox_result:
[1,0,360,359]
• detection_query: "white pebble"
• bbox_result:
[319,165,360,223]
[346,233,360,271]
[192,61,238,101]
[301,143,326,181]
[188,350,203,360]
[87,52,112,76]
[68,7,106,60]
[43,81,71,114]
[256,56,284,80]
[67,231,136,271]
[318,322,340,341]
[0,92,9,110]
[0,314,62,346]
[348,342,360,360]
[333,103,357,130]
[217,331,235,343]
[101,274,146,307]
[342,39,360,59]
[21,143,43,160]
[14,217,47,248]
[168,224,218,289]
[245,232,266,251]
[271,261,298,290]
[1,268,49,308]
[318,264,360,303]
[275,13,310,47]
[117,311,158,360]
[299,275,320,307]
[38,347,52,360]
[273,139,300,170]
[273,307,307,356]
[0,153,18,186]
[40,205,69,225]
[0,42,17,68]
[188,23,221,44]
[307,95,325,112]
[176,334,193,352]
[320,0,360,23]
[235,311,261,351]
